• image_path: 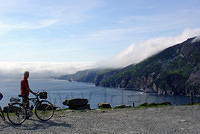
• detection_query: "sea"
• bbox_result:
[0,79,200,109]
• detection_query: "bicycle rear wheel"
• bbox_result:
[0,106,5,121]
[7,103,26,125]
[35,100,54,121]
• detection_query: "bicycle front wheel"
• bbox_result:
[35,100,54,121]
[7,103,26,125]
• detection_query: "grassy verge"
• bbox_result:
[185,102,200,106]
[136,102,171,108]
[53,102,200,114]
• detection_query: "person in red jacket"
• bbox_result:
[20,71,36,108]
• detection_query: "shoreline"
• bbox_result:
[58,79,200,97]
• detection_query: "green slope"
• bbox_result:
[98,37,200,95]
[58,37,200,96]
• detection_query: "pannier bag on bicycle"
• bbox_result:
[39,92,47,99]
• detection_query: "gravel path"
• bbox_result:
[0,105,200,134]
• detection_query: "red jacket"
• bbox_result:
[20,78,30,97]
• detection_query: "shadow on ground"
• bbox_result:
[0,121,11,131]
[1,118,71,131]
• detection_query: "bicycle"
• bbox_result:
[0,105,5,121]
[7,92,54,125]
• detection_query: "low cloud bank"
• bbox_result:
[0,62,93,80]
[96,28,200,68]
[1,28,200,80]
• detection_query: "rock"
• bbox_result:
[69,104,90,110]
[63,98,90,110]
[63,98,88,107]
[98,103,112,109]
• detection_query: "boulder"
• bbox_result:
[63,98,88,107]
[69,104,90,110]
[98,103,112,109]
[63,98,90,110]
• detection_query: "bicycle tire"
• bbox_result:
[35,100,54,121]
[7,103,26,125]
[0,106,5,121]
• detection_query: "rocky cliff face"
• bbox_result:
[58,37,200,96]
[98,37,200,95]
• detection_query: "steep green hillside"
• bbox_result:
[58,37,200,96]
[57,68,120,83]
[98,37,200,95]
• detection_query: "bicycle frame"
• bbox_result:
[29,96,40,109]
[21,94,42,110]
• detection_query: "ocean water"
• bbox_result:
[0,79,200,109]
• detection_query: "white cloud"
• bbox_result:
[96,28,200,68]
[0,19,59,30]
[192,35,200,43]
[0,61,93,80]
[1,28,199,80]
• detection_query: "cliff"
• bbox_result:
[98,37,200,95]
[58,37,200,96]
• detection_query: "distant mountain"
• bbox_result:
[58,37,200,96]
[57,68,120,83]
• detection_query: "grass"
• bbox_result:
[136,103,171,109]
[46,101,200,115]
[185,102,200,106]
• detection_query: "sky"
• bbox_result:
[0,0,200,78]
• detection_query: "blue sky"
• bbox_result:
[0,0,200,76]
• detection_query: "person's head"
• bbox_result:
[24,71,29,79]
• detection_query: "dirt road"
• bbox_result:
[0,105,200,134]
